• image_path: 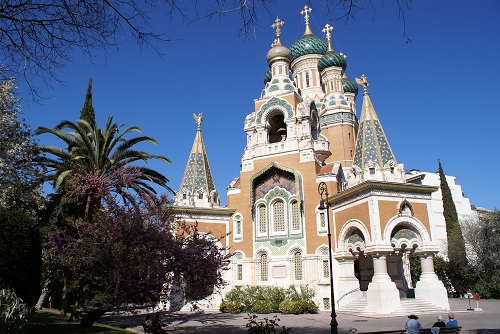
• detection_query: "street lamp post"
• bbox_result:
[318,181,338,334]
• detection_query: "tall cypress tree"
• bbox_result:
[80,78,95,127]
[438,160,469,295]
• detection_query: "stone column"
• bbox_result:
[334,253,363,308]
[366,252,400,314]
[414,253,450,310]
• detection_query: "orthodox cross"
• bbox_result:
[271,17,284,45]
[300,5,312,25]
[322,24,333,51]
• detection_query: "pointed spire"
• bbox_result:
[300,5,313,36]
[80,78,95,127]
[353,75,397,178]
[177,114,218,207]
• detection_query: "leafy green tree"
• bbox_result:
[0,73,45,311]
[0,74,44,212]
[438,160,469,295]
[462,209,500,299]
[36,115,173,219]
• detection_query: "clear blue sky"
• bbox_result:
[22,0,500,210]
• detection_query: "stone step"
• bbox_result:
[337,297,449,318]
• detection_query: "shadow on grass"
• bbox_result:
[28,309,135,334]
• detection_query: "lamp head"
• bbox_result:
[319,198,326,210]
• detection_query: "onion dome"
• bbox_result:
[318,51,347,72]
[264,70,272,85]
[290,34,328,61]
[342,77,359,95]
[266,43,292,65]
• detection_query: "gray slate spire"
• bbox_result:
[175,114,219,207]
[352,75,398,181]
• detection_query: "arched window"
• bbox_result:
[258,205,267,235]
[268,113,287,143]
[260,253,268,281]
[294,251,302,280]
[233,214,243,241]
[273,200,285,233]
[291,200,301,231]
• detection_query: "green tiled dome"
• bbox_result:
[318,51,347,72]
[342,77,358,95]
[290,34,328,61]
[264,70,272,85]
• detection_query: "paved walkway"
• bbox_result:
[101,298,500,334]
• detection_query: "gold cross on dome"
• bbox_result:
[271,17,284,44]
[322,24,333,41]
[300,5,312,25]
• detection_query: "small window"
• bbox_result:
[294,251,302,280]
[237,264,243,281]
[305,72,310,87]
[260,254,268,281]
[323,260,330,278]
[323,298,331,310]
[234,215,243,238]
[369,167,375,175]
[183,193,187,199]
[258,205,267,234]
[390,166,395,174]
[236,220,242,234]
[291,201,300,231]
[198,193,203,199]
[350,149,353,157]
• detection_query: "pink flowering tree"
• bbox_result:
[45,188,230,326]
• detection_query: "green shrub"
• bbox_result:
[0,289,30,334]
[251,300,273,314]
[278,300,293,314]
[225,286,317,315]
[220,300,243,314]
[284,285,315,302]
[295,299,318,314]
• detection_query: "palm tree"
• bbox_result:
[36,116,173,219]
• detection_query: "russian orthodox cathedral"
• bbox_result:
[171,5,466,315]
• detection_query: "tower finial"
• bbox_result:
[356,74,369,95]
[300,5,313,36]
[193,113,203,130]
[322,24,334,52]
[271,17,284,45]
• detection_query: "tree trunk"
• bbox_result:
[35,282,49,309]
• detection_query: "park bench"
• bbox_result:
[358,327,461,334]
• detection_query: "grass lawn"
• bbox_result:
[27,308,137,334]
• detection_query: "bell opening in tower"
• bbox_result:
[268,113,287,143]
